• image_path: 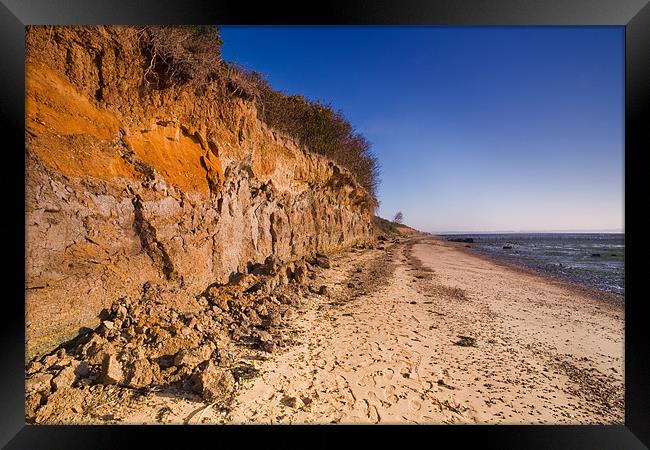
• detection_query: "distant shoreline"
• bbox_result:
[437,238,625,307]
[432,231,624,235]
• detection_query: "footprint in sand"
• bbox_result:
[384,385,398,404]
[400,366,415,380]
[357,373,376,387]
[368,390,392,408]
[409,397,423,412]
[365,400,380,424]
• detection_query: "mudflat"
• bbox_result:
[114,236,623,424]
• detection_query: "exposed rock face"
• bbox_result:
[25,26,375,359]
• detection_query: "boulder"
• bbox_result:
[315,256,330,269]
[26,373,53,393]
[74,361,90,378]
[293,263,308,284]
[51,366,77,391]
[191,361,235,403]
[124,358,158,388]
[100,354,124,385]
[174,345,213,369]
[282,395,304,409]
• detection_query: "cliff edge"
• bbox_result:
[25,26,376,359]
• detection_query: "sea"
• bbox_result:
[437,233,625,296]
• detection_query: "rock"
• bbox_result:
[74,361,90,378]
[258,330,272,343]
[26,373,53,393]
[318,285,329,295]
[315,257,330,269]
[278,294,292,305]
[26,391,45,420]
[42,354,58,369]
[347,282,355,288]
[268,312,282,327]
[103,320,114,330]
[26,360,44,375]
[282,395,304,409]
[377,235,387,241]
[191,361,235,403]
[293,263,308,284]
[100,354,124,385]
[51,366,77,390]
[260,340,275,353]
[207,287,230,312]
[124,358,158,388]
[246,309,263,326]
[447,237,474,243]
[115,305,128,319]
[174,346,213,369]
[251,255,280,276]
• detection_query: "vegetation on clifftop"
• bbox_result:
[137,26,380,200]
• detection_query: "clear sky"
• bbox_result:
[219,26,624,233]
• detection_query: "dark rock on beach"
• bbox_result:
[447,237,474,243]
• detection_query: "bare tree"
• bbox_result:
[393,211,404,224]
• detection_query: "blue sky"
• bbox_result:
[219,26,624,233]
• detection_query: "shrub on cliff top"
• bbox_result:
[251,72,380,199]
[135,26,379,201]
[136,25,223,89]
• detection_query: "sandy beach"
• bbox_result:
[102,236,623,424]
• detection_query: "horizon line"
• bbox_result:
[427,229,624,234]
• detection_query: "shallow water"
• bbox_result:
[439,233,624,296]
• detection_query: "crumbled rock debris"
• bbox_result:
[24,249,360,424]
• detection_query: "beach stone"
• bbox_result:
[42,354,58,369]
[315,257,330,269]
[174,345,213,369]
[191,361,235,402]
[260,340,276,353]
[26,360,44,375]
[124,358,158,388]
[100,354,124,385]
[74,361,90,378]
[282,395,304,409]
[26,373,53,393]
[26,391,45,419]
[51,366,76,390]
[293,263,308,284]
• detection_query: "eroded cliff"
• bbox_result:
[25,26,375,359]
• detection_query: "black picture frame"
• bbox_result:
[1,0,648,448]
